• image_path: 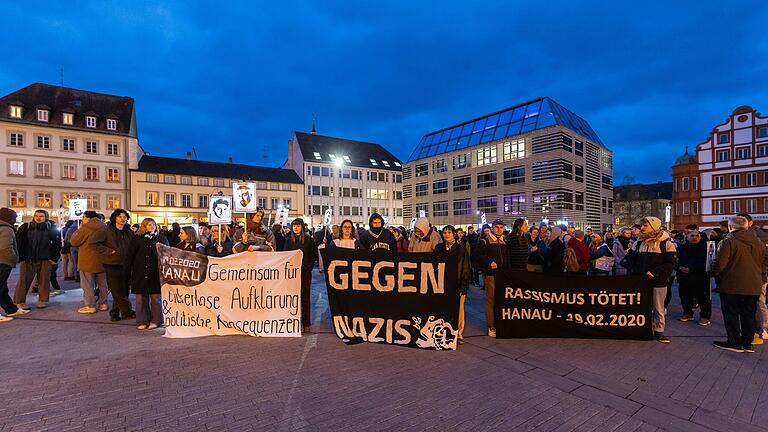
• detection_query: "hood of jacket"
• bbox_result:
[414,217,430,237]
[731,228,764,251]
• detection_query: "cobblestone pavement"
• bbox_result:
[1,267,767,432]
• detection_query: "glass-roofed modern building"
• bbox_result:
[403,97,614,230]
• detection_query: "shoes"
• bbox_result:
[78,306,97,314]
[762,330,768,339]
[458,338,465,345]
[98,304,108,311]
[137,324,147,330]
[654,332,670,344]
[0,315,13,323]
[302,326,311,333]
[7,309,30,317]
[50,289,63,296]
[110,316,121,322]
[36,301,48,309]
[752,334,763,345]
[678,314,694,322]
[126,311,136,319]
[713,341,744,353]
[698,318,711,326]
[743,344,756,353]
[147,323,159,330]
[16,303,30,311]
[488,328,496,338]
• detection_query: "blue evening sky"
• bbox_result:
[2,2,766,183]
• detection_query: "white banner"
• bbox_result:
[157,243,303,338]
[209,195,232,225]
[232,182,258,212]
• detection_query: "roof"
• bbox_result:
[673,147,696,166]
[135,155,303,184]
[614,182,672,201]
[294,131,402,171]
[0,83,135,137]
[407,97,604,162]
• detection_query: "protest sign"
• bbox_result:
[209,195,232,225]
[232,183,258,212]
[68,199,87,220]
[321,248,459,350]
[157,243,302,338]
[494,271,653,340]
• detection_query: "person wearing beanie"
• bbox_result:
[627,216,677,343]
[359,213,396,252]
[283,217,316,333]
[0,208,27,322]
[408,217,442,252]
[709,215,768,353]
[476,219,508,337]
[13,209,61,311]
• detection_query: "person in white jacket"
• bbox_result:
[408,217,442,253]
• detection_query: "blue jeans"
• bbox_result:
[80,271,108,308]
[0,264,17,314]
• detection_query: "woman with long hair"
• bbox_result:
[124,218,168,330]
[526,226,546,272]
[329,219,363,249]
[283,218,316,333]
[506,218,528,271]
[176,226,204,254]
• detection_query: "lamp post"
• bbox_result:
[335,158,344,225]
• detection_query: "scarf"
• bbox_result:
[639,229,664,247]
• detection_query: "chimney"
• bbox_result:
[227,156,233,164]
[186,151,191,160]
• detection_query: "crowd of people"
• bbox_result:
[0,206,765,352]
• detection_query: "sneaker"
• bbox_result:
[0,315,13,323]
[458,338,465,345]
[7,309,30,317]
[16,303,30,311]
[137,324,147,330]
[147,323,159,330]
[125,311,136,319]
[36,301,48,309]
[77,306,97,314]
[98,304,108,311]
[110,315,121,322]
[752,334,763,345]
[743,344,756,353]
[654,332,671,344]
[763,330,768,339]
[488,328,496,338]
[698,318,711,326]
[678,314,694,322]
[713,341,744,353]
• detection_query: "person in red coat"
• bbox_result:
[567,230,590,274]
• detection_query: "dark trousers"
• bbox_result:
[135,294,162,326]
[104,265,133,319]
[301,270,312,328]
[470,265,480,285]
[50,262,60,291]
[665,276,674,308]
[679,275,711,318]
[0,264,18,314]
[720,293,758,346]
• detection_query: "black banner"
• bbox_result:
[320,248,460,350]
[494,271,653,340]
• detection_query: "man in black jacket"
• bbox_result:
[677,230,711,326]
[359,213,396,252]
[13,210,61,310]
[466,226,480,286]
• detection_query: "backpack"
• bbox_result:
[564,247,581,273]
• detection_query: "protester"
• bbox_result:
[544,225,565,274]
[390,226,409,252]
[676,230,711,326]
[588,233,614,276]
[631,224,641,242]
[283,218,316,333]
[205,225,234,257]
[65,221,80,282]
[409,217,441,252]
[271,224,286,251]
[176,226,204,253]
[476,219,507,337]
[359,213,397,251]
[198,223,211,248]
[13,209,61,310]
[442,225,470,344]
[566,230,590,274]
[626,216,677,343]
[167,222,181,248]
[69,210,109,314]
[124,218,168,330]
[612,228,633,276]
[506,218,528,271]
[737,213,768,345]
[466,226,481,286]
[329,219,363,249]
[0,208,28,321]
[604,230,615,250]
[96,209,136,321]
[234,209,276,253]
[526,226,546,272]
[61,220,76,280]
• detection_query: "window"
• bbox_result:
[730,174,740,188]
[307,185,321,196]
[86,194,99,209]
[714,200,724,214]
[693,177,698,190]
[575,164,584,183]
[503,193,525,215]
[9,191,25,207]
[177,193,191,208]
[62,138,75,152]
[369,158,378,166]
[37,109,48,122]
[730,200,740,213]
[86,141,98,154]
[453,175,471,192]
[61,164,76,180]
[147,174,159,183]
[394,191,403,200]
[35,162,51,178]
[476,146,497,166]
[415,182,428,197]
[575,192,584,211]
[147,192,159,206]
[503,166,525,185]
[198,195,209,209]
[106,119,117,130]
[747,172,757,186]
[269,198,278,209]
[682,177,689,191]
[180,176,192,185]
[575,140,584,157]
[477,196,498,214]
[107,195,120,210]
[281,183,292,191]
[258,197,267,209]
[394,174,403,183]
[415,203,428,217]
[283,198,291,209]
[432,179,448,194]
[321,186,332,196]
[759,127,768,138]
[716,150,729,161]
[164,193,176,207]
[503,139,525,161]
[693,201,699,215]
[368,189,387,200]
[9,105,22,118]
[214,179,224,187]
[453,199,471,216]
[682,201,690,215]
[477,171,497,188]
[107,143,119,156]
[86,116,97,128]
[62,193,77,208]
[453,153,470,170]
[107,168,120,182]
[9,132,23,147]
[9,160,24,176]
[747,199,757,213]
[36,135,50,149]
[36,192,52,208]
[415,163,428,177]
[736,147,751,159]
[164,175,175,183]
[759,145,768,157]
[432,201,448,217]
[432,159,447,174]
[85,166,99,181]
[198,178,209,186]
[257,182,267,189]
[269,183,279,190]
[718,133,729,144]
[62,113,74,125]
[714,175,724,189]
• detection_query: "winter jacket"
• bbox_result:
[69,218,108,273]
[506,233,529,270]
[96,222,134,266]
[125,233,169,295]
[16,220,61,262]
[709,229,767,296]
[588,242,613,275]
[467,232,479,259]
[359,229,397,252]
[233,223,276,252]
[677,240,708,284]
[204,239,234,257]
[544,237,565,274]
[567,237,590,273]
[0,220,19,266]
[611,239,632,276]
[527,237,546,266]
[475,233,507,276]
[394,235,409,253]
[176,241,205,254]
[284,233,316,272]
[628,231,678,287]
[444,240,470,294]
[409,227,442,253]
